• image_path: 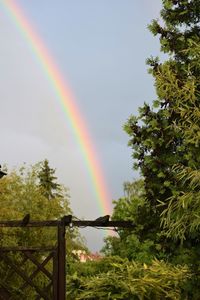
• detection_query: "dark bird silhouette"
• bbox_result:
[0,165,7,179]
[95,215,110,224]
[21,214,30,226]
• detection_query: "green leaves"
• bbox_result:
[160,165,200,242]
[123,1,200,296]
[67,258,190,299]
[0,162,87,298]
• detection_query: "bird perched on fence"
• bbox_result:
[0,165,7,179]
[95,215,110,225]
[21,214,30,226]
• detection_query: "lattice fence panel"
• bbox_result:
[0,249,57,300]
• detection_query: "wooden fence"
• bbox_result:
[0,216,133,299]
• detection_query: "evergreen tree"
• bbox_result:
[124,0,200,296]
[125,0,200,207]
[38,159,61,200]
[125,0,200,237]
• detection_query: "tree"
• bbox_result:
[124,0,200,208]
[124,0,200,236]
[38,159,62,200]
[124,0,200,296]
[0,163,85,298]
[102,180,163,263]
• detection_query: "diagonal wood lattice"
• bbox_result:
[0,248,56,300]
[0,217,68,300]
[0,216,134,299]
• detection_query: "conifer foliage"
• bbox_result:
[121,0,200,296]
[125,0,200,237]
[38,159,61,200]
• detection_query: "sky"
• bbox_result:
[0,0,163,251]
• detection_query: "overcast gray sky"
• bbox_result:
[0,0,162,250]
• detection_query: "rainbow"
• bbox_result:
[2,0,112,215]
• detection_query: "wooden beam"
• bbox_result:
[0,218,134,229]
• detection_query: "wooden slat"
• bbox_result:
[23,251,53,280]
[35,282,52,300]
[0,220,58,227]
[0,254,28,286]
[0,247,55,252]
[0,254,50,300]
[20,252,53,290]
[0,284,11,300]
[53,249,58,300]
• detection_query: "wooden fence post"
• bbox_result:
[57,218,66,300]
